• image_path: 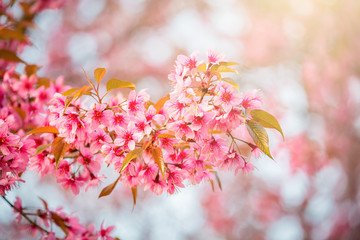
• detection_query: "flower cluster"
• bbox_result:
[0,67,69,196]
[41,51,280,197]
[10,197,114,240]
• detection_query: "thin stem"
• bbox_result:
[1,196,50,234]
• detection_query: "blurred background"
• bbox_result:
[1,0,360,239]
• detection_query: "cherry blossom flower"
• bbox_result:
[114,123,142,151]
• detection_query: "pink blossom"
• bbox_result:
[77,147,101,173]
[114,123,142,150]
[89,128,112,153]
[126,90,149,115]
[176,52,199,70]
[0,120,20,155]
[99,222,115,240]
[13,197,23,223]
[167,120,195,139]
[85,104,113,128]
[207,50,223,64]
[240,90,263,110]
[213,83,241,113]
[57,176,84,195]
[202,136,227,160]
[107,113,129,131]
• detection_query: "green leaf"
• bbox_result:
[94,68,106,83]
[246,120,273,159]
[106,78,135,92]
[251,109,284,139]
[0,49,25,63]
[152,147,165,180]
[26,126,59,135]
[34,144,51,156]
[120,148,143,173]
[98,176,121,198]
[221,77,239,91]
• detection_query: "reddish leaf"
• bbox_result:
[51,212,69,235]
[25,64,38,76]
[0,29,27,41]
[152,147,165,180]
[37,77,51,88]
[52,137,69,169]
[14,107,26,120]
[98,176,121,198]
[120,148,143,173]
[38,197,48,210]
[0,49,25,63]
[34,144,51,156]
[154,94,170,113]
[26,126,59,135]
[131,186,137,209]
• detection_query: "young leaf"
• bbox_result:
[106,78,135,92]
[196,63,207,72]
[0,49,26,63]
[63,95,76,113]
[211,64,239,74]
[26,126,59,135]
[74,85,93,99]
[157,133,176,138]
[25,64,38,76]
[246,120,273,160]
[34,144,51,156]
[152,147,165,180]
[37,77,51,88]
[120,148,143,173]
[52,137,69,169]
[214,171,222,191]
[94,68,106,83]
[154,94,170,113]
[14,107,26,120]
[209,179,215,192]
[0,28,27,41]
[131,186,137,209]
[218,61,239,67]
[98,176,121,198]
[51,212,69,235]
[38,197,49,210]
[221,77,239,91]
[251,109,284,139]
[62,88,79,96]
